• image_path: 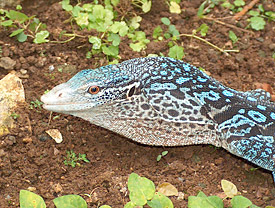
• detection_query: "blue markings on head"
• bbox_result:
[176,77,191,84]
[175,67,181,73]
[161,62,168,68]
[150,82,177,91]
[194,90,221,105]
[197,76,208,83]
[270,112,275,120]
[160,70,167,76]
[247,110,266,123]
[183,64,191,72]
[247,96,257,102]
[222,90,234,97]
[257,105,267,111]
[238,109,245,114]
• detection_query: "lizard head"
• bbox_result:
[41,63,140,115]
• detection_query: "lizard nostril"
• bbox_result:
[58,92,63,97]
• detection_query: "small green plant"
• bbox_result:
[152,17,184,59]
[0,6,49,43]
[64,150,90,167]
[29,99,43,110]
[246,5,275,31]
[60,0,149,60]
[19,190,87,208]
[157,150,168,161]
[132,0,152,13]
[168,0,181,14]
[10,112,20,119]
[195,23,209,37]
[228,30,238,44]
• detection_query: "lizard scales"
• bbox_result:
[41,57,275,181]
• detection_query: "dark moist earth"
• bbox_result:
[1,0,275,207]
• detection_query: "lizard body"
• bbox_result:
[41,57,275,181]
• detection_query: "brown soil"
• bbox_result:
[0,0,275,207]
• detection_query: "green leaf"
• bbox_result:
[147,192,174,208]
[99,206,112,208]
[258,4,264,13]
[153,25,163,39]
[231,195,252,208]
[20,190,46,208]
[142,0,152,13]
[17,32,27,42]
[129,16,142,29]
[102,45,119,57]
[128,31,149,52]
[188,191,223,208]
[124,201,136,208]
[233,0,245,7]
[34,30,49,43]
[109,21,129,36]
[197,1,207,18]
[168,25,180,39]
[228,30,238,44]
[161,17,170,25]
[249,10,260,16]
[1,19,13,26]
[156,155,162,161]
[89,36,102,49]
[162,151,168,156]
[75,12,89,28]
[61,0,73,11]
[7,10,29,23]
[10,28,24,37]
[108,33,120,46]
[53,195,87,208]
[249,16,266,30]
[128,173,155,206]
[16,5,22,10]
[196,23,209,37]
[169,2,181,14]
[168,45,184,60]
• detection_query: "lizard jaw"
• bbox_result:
[41,83,90,113]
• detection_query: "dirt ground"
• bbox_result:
[0,0,275,207]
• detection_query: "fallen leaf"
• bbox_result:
[221,179,238,198]
[157,182,178,196]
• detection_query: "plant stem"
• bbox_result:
[179,33,239,55]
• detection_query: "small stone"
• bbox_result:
[52,183,62,193]
[0,149,6,157]
[27,187,37,192]
[177,192,185,200]
[0,57,16,70]
[5,136,16,145]
[53,147,60,155]
[20,69,28,75]
[22,137,32,143]
[46,129,63,143]
[214,157,224,165]
[235,54,244,63]
[268,43,275,50]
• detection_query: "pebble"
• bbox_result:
[27,187,37,192]
[0,57,16,70]
[5,136,16,145]
[22,137,33,143]
[0,149,6,157]
[268,43,275,50]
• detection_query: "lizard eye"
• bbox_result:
[88,86,100,94]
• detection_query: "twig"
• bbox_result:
[179,33,239,56]
[204,16,254,34]
[233,0,260,20]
